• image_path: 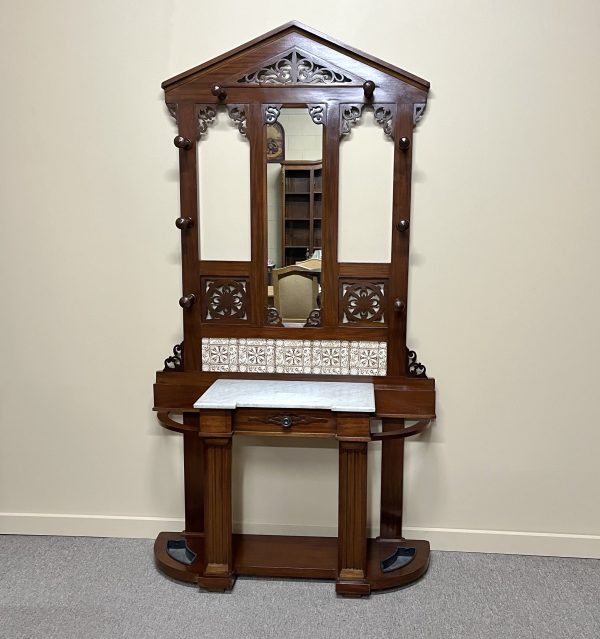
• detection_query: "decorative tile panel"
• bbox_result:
[201,338,387,376]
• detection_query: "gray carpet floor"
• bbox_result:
[0,535,598,639]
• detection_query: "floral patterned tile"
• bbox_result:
[201,337,387,375]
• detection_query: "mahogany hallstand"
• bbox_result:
[154,379,432,597]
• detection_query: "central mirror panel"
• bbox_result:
[266,107,323,327]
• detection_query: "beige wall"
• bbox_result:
[1,1,600,557]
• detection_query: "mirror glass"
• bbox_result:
[338,109,394,262]
[266,107,323,326]
[198,107,251,261]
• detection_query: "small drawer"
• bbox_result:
[234,409,336,438]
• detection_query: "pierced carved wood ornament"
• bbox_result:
[153,21,436,597]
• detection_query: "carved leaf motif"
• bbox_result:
[407,349,427,378]
[340,104,363,136]
[341,281,386,323]
[204,279,247,320]
[374,105,394,139]
[163,342,184,372]
[227,105,247,136]
[238,48,358,85]
[195,105,217,138]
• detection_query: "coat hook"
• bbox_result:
[211,84,227,101]
[363,80,376,100]
[396,219,410,232]
[175,217,194,230]
[399,137,411,150]
[174,136,192,150]
[179,294,197,309]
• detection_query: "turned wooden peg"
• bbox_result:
[363,80,376,99]
[396,219,410,233]
[175,217,194,230]
[179,294,197,309]
[394,298,405,313]
[211,84,227,101]
[174,135,192,150]
[398,137,411,150]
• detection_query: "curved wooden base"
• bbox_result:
[155,532,429,595]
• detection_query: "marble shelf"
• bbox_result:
[194,379,375,413]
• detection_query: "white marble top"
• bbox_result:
[194,379,375,413]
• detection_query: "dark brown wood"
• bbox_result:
[183,419,204,533]
[153,23,435,597]
[155,532,429,591]
[380,418,404,539]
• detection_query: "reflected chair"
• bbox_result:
[272,265,319,324]
[295,257,322,271]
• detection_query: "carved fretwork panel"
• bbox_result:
[202,279,248,321]
[339,104,364,137]
[340,280,387,324]
[195,104,217,139]
[373,104,395,139]
[413,103,426,126]
[236,47,363,85]
[227,105,248,136]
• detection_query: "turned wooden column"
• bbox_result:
[198,410,234,591]
[336,414,370,596]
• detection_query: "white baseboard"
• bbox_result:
[2,513,599,558]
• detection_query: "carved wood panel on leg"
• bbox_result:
[337,439,369,596]
[200,412,234,591]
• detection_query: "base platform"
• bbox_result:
[154,531,430,595]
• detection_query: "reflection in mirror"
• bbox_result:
[266,107,323,326]
[198,106,251,261]
[339,108,394,262]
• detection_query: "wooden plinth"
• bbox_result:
[154,532,429,595]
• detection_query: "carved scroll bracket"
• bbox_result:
[307,104,326,126]
[266,306,284,326]
[227,104,248,136]
[407,348,427,378]
[340,104,364,137]
[304,309,321,327]
[163,342,184,372]
[263,104,282,125]
[167,103,178,124]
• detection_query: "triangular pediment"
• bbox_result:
[162,21,429,93]
[233,46,364,85]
